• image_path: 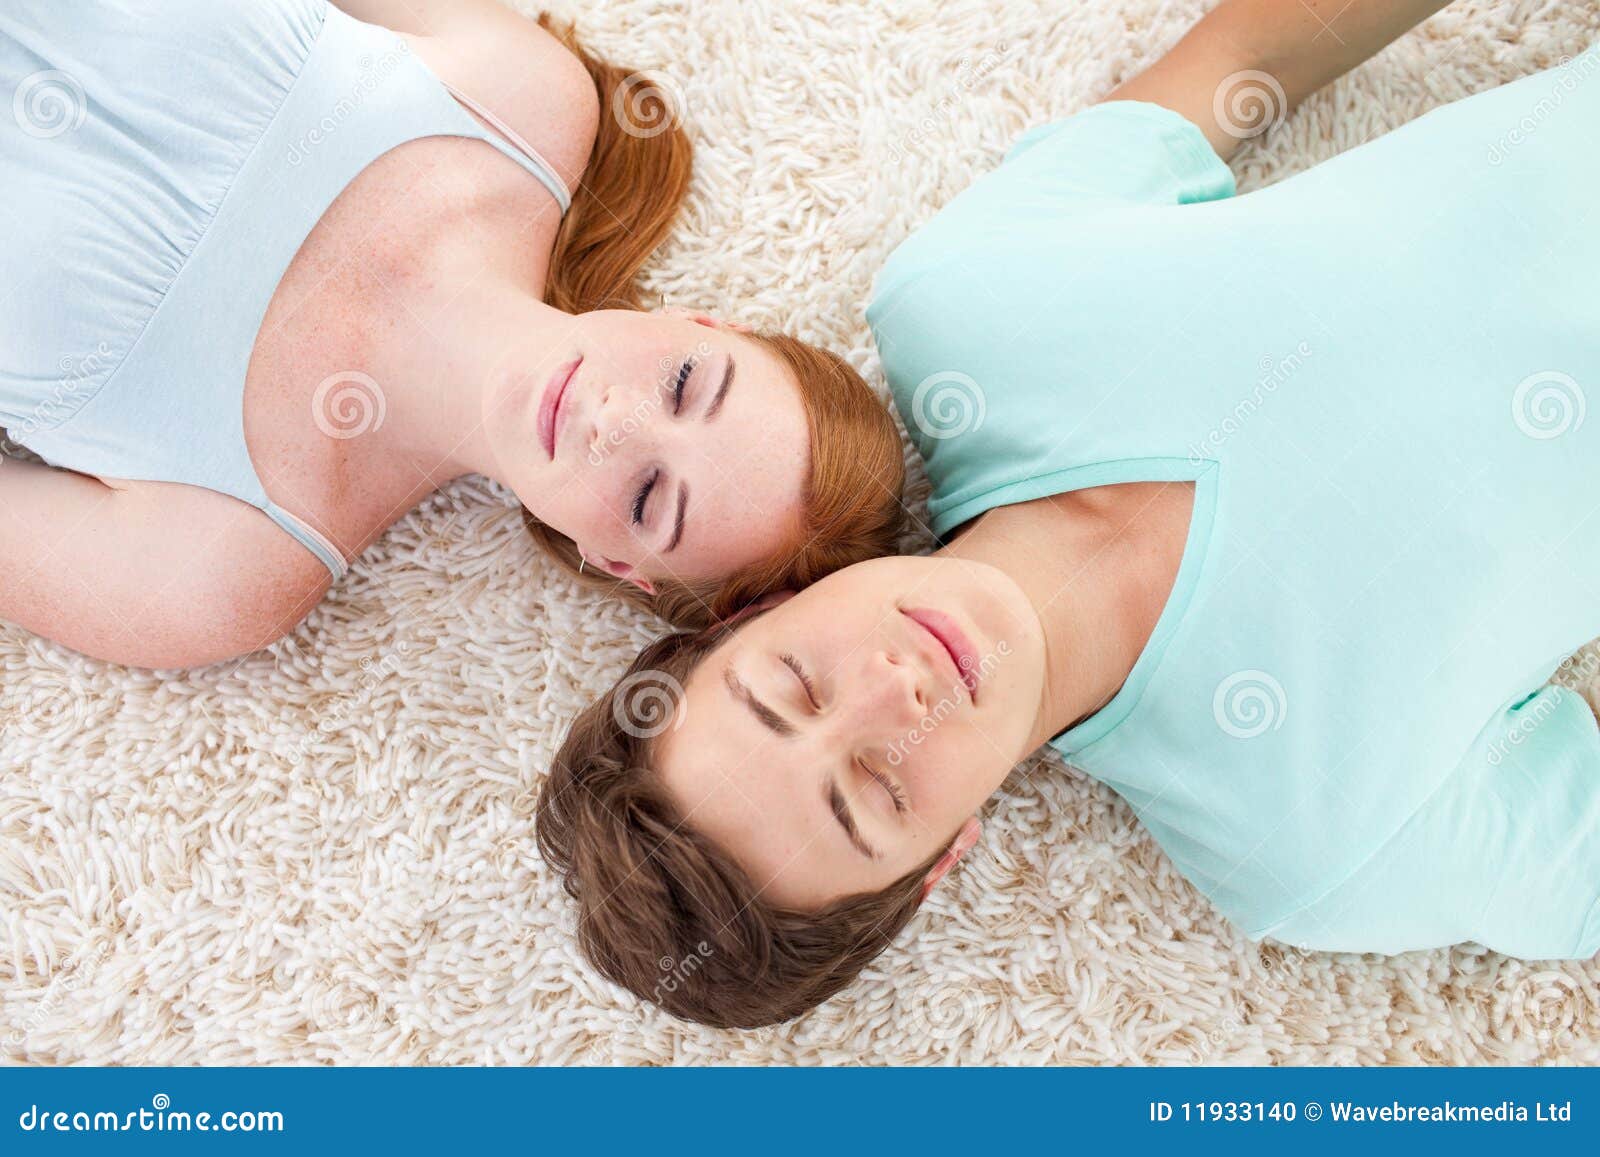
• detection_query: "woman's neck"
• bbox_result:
[940,481,1195,753]
[356,270,570,487]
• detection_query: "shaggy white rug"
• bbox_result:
[5,0,1600,1065]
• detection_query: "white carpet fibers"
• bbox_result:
[6,0,1600,1065]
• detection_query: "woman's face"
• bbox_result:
[487,310,810,592]
[653,555,1047,908]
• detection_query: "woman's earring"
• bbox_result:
[578,555,588,576]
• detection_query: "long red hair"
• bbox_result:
[526,17,906,627]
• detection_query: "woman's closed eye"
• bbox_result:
[671,357,695,414]
[630,467,660,526]
[780,652,820,710]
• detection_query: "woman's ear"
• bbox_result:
[921,816,982,900]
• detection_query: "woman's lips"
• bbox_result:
[537,356,581,460]
[901,607,981,703]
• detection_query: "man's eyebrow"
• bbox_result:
[665,481,687,553]
[705,356,735,420]
[723,665,795,737]
[825,779,879,860]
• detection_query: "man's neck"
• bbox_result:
[940,481,1195,752]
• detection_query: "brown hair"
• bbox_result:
[526,20,906,628]
[537,623,942,1029]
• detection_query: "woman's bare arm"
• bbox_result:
[1104,0,1453,160]
[0,459,328,668]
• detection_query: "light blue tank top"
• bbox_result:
[0,0,570,580]
[868,47,1600,957]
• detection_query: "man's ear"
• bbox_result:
[661,304,753,334]
[716,589,795,629]
[921,816,982,901]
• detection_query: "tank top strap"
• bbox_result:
[264,501,350,582]
[439,80,572,214]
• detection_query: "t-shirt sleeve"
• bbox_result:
[872,100,1235,300]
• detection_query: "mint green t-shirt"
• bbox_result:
[867,50,1600,958]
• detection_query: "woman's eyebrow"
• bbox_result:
[705,356,735,420]
[825,779,879,860]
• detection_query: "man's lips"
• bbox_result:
[537,356,581,460]
[902,607,980,703]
